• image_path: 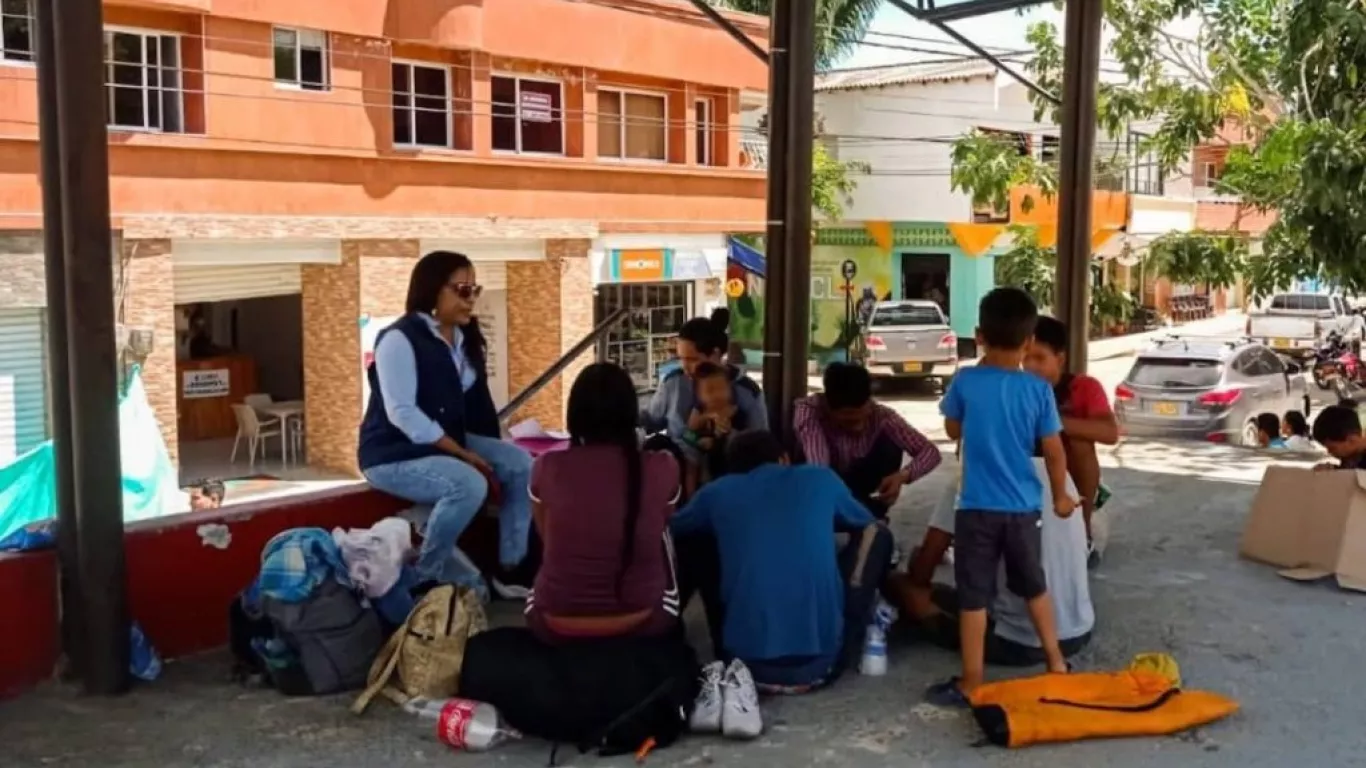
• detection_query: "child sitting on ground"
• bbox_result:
[929,287,1075,708]
[1312,404,1366,470]
[683,362,746,494]
[1282,410,1315,452]
[1022,316,1120,567]
[1255,413,1288,449]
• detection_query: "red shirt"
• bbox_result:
[1060,374,1112,420]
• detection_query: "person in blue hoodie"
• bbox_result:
[641,309,767,472]
[358,251,533,599]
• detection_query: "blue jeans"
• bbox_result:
[363,435,533,591]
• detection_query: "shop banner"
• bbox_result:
[611,249,673,282]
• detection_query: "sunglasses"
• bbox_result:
[446,282,483,300]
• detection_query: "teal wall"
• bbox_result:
[894,249,996,339]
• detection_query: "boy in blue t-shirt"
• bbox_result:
[928,287,1076,707]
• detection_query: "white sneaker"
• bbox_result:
[690,661,725,733]
[490,578,530,601]
[721,659,763,739]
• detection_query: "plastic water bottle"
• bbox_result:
[404,697,520,751]
[860,600,898,676]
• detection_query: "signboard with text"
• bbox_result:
[182,369,230,399]
[520,90,554,123]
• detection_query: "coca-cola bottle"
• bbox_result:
[403,697,520,751]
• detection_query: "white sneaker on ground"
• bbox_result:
[690,661,725,733]
[721,659,763,739]
[490,578,530,601]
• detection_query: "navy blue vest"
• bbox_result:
[357,313,501,471]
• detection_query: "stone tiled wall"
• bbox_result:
[119,239,180,464]
[357,239,419,318]
[0,233,45,309]
[301,247,363,476]
[506,239,593,429]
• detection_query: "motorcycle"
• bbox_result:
[1311,331,1358,390]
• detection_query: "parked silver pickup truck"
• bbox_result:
[860,300,958,386]
[1246,291,1363,359]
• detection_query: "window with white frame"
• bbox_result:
[1,0,34,64]
[492,75,564,155]
[273,27,328,91]
[597,88,666,161]
[694,98,711,165]
[104,29,183,133]
[392,61,450,148]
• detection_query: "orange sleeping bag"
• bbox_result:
[968,670,1240,748]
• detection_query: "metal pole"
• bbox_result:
[684,0,770,64]
[53,0,129,695]
[779,0,816,430]
[1055,0,1104,374]
[761,0,792,436]
[34,0,84,684]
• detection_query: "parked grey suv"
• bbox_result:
[1114,337,1309,446]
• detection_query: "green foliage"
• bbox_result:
[1143,230,1248,289]
[994,225,1057,309]
[946,0,1366,297]
[710,0,883,69]
[813,141,869,222]
[950,132,1057,214]
[1090,282,1138,329]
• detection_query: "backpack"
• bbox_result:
[258,580,385,696]
[351,584,487,713]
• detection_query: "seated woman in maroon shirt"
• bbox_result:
[525,362,683,643]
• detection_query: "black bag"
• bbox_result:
[460,627,700,760]
[229,581,384,696]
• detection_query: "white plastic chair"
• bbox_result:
[230,403,282,470]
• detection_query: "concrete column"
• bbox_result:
[119,239,179,466]
[507,239,593,429]
[301,246,363,476]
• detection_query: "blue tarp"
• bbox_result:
[727,237,766,278]
[0,368,183,542]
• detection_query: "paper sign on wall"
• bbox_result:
[182,369,230,399]
[520,90,554,123]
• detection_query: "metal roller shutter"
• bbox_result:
[0,308,48,463]
[173,263,303,304]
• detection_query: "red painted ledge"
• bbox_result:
[0,483,411,699]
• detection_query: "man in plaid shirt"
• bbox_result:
[793,362,942,519]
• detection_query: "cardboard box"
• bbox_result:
[1239,466,1366,592]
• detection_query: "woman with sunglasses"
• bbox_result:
[358,250,534,599]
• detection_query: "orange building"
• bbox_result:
[0,0,768,477]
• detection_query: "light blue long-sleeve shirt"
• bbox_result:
[640,365,767,462]
[372,315,478,445]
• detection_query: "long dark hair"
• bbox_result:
[677,307,731,359]
[405,250,487,373]
[567,362,643,596]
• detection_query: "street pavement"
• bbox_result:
[7,327,1366,768]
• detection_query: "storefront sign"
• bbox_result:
[613,249,670,282]
[182,369,230,399]
[520,90,554,123]
[671,252,712,281]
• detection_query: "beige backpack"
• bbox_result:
[352,584,487,713]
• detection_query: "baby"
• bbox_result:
[683,362,743,494]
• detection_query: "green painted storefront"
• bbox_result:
[728,222,1000,366]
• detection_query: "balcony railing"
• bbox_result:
[740,131,767,171]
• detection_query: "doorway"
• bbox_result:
[902,253,951,316]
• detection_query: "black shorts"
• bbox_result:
[953,509,1046,611]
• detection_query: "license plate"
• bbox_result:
[1273,337,1290,348]
[1150,401,1181,416]
[900,362,922,373]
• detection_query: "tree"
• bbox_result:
[756,113,870,222]
[993,224,1056,308]
[948,0,1366,299]
[710,0,884,69]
